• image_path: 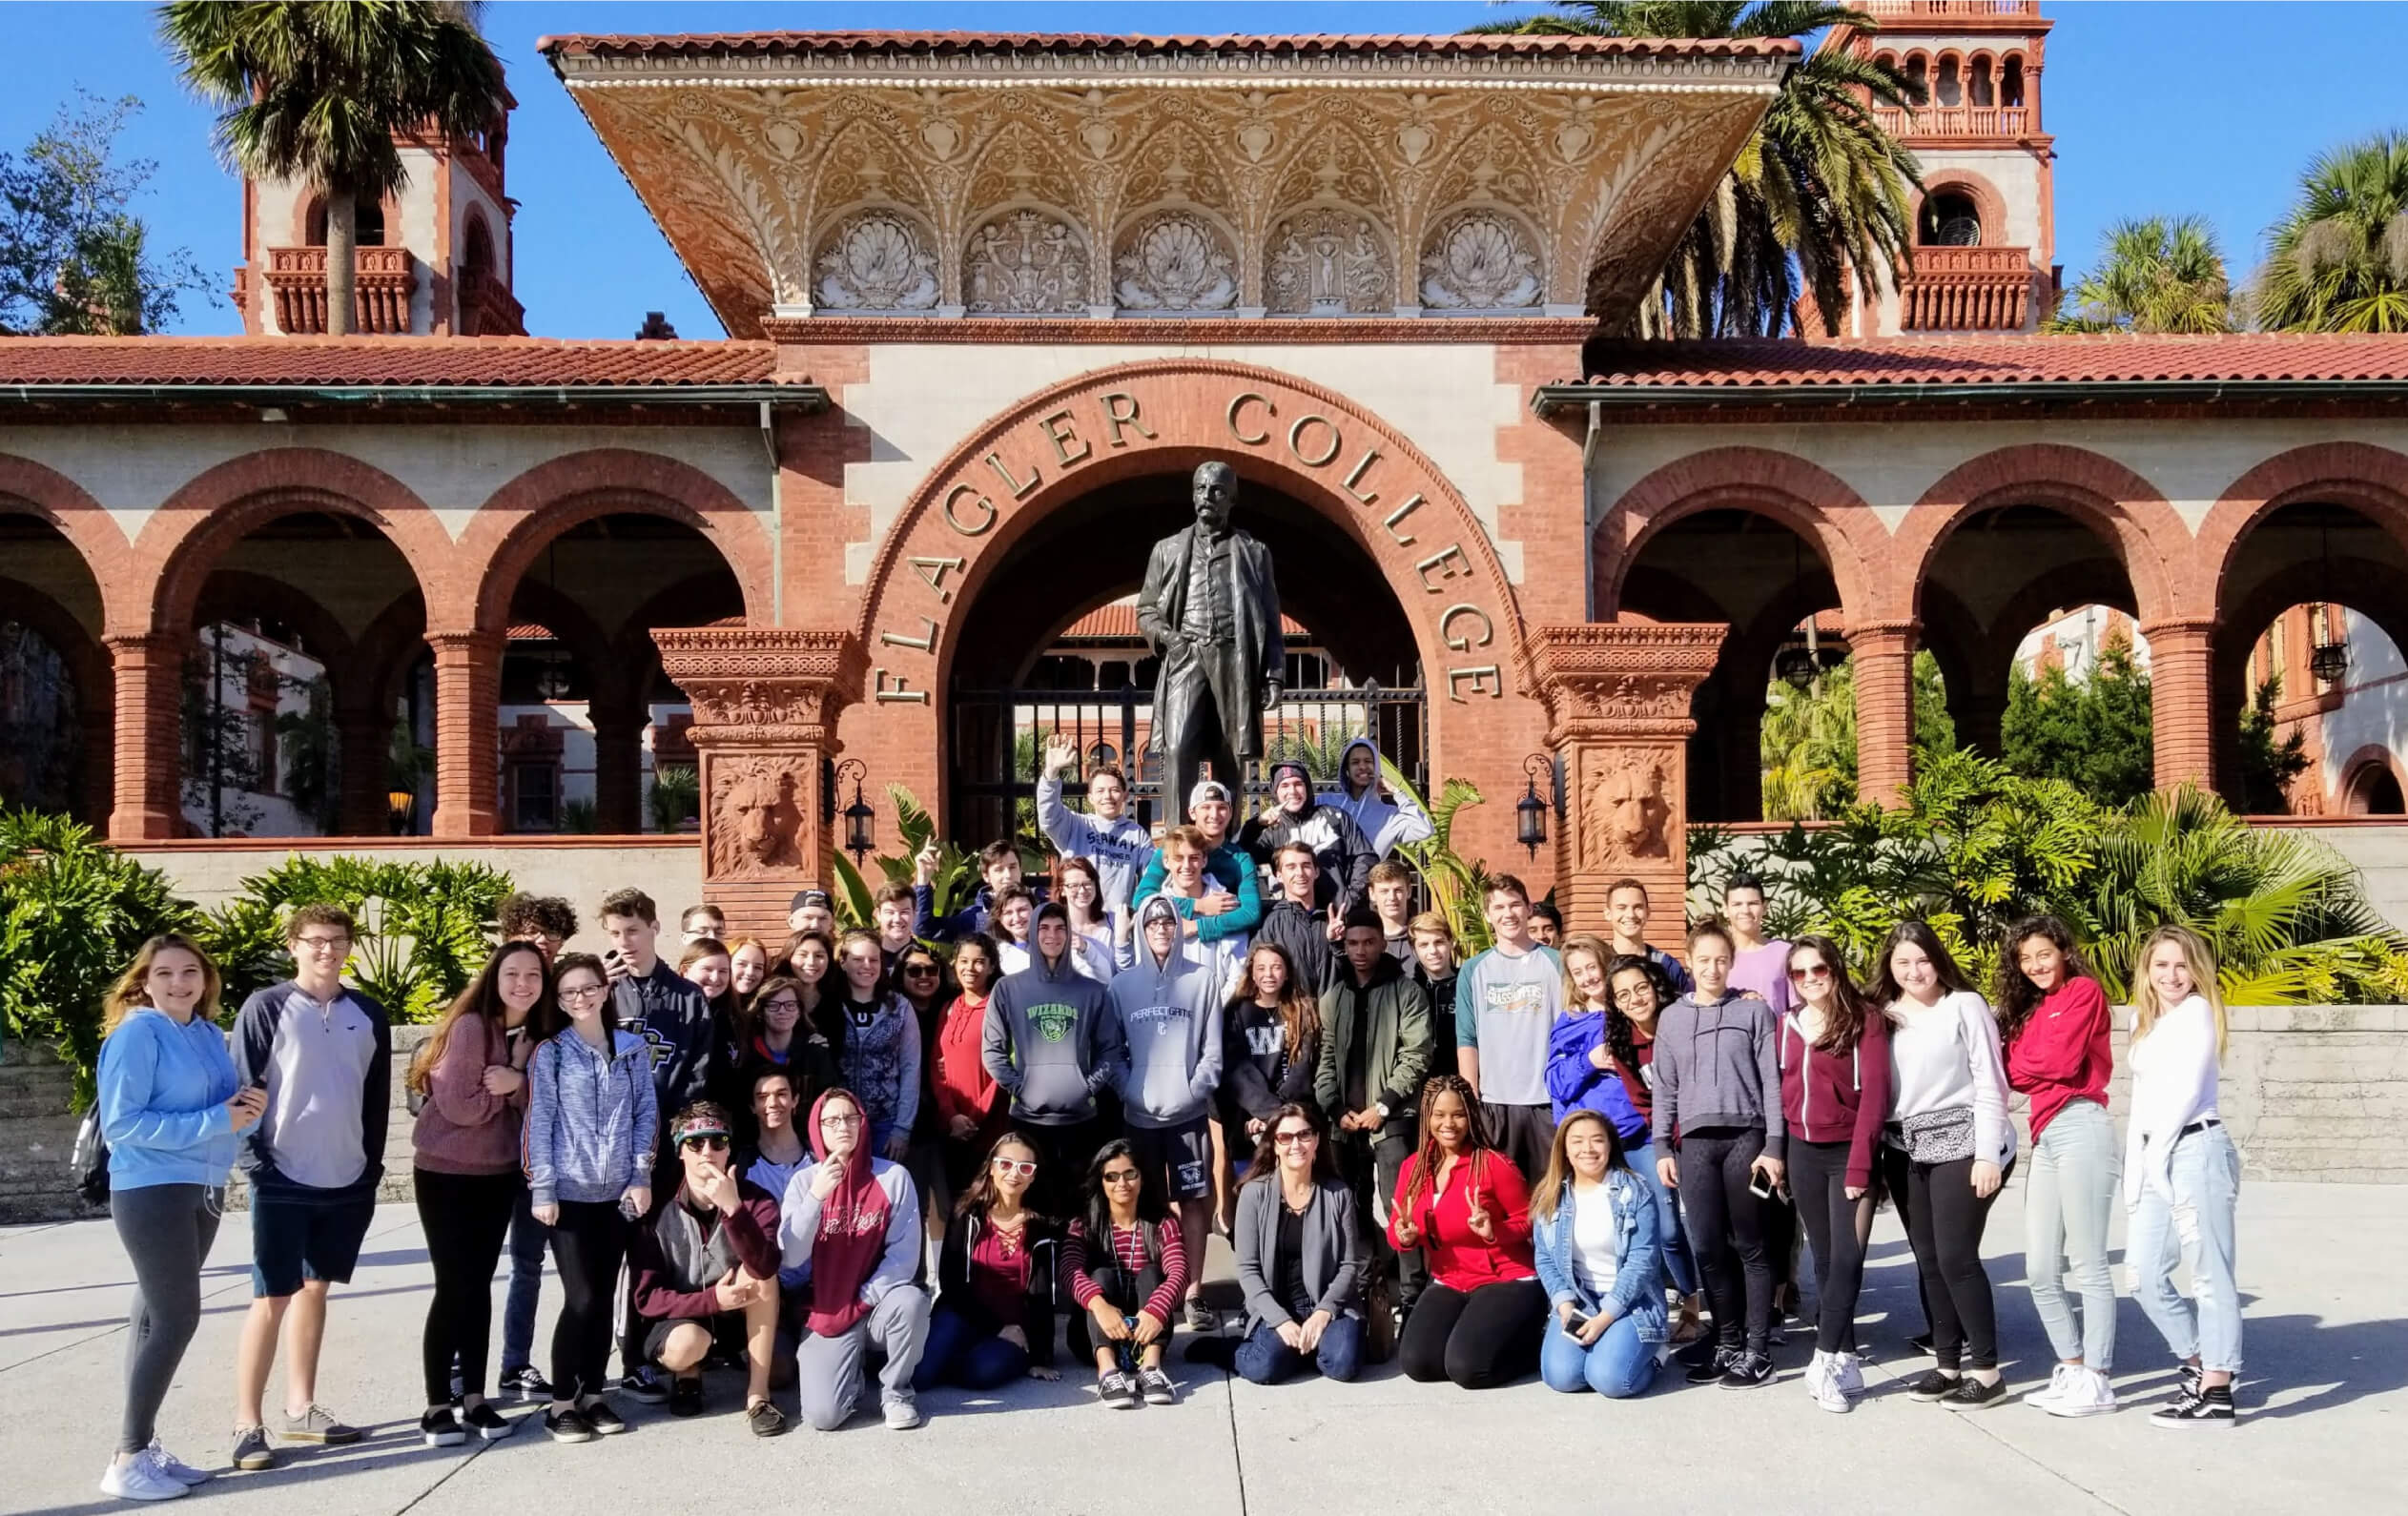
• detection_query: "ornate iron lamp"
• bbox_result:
[1516,752,1555,860]
[830,757,875,863]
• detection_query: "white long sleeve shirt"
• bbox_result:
[2123,994,2221,1208]
[1884,990,2013,1167]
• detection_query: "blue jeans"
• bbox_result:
[500,1183,548,1373]
[913,1303,1030,1391]
[2024,1100,2119,1368]
[1232,1316,1365,1384]
[1627,1143,1698,1298]
[2129,1123,2243,1374]
[1539,1310,1658,1399]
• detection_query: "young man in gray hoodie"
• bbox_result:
[1109,893,1225,1332]
[1037,732,1151,927]
[983,902,1123,1219]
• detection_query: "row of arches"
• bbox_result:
[1875,50,2032,110]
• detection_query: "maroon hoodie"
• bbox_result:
[630,1176,783,1321]
[1776,1008,1892,1192]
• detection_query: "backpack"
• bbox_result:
[71,1109,111,1206]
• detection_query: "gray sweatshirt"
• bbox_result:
[1107,908,1225,1131]
[982,952,1123,1126]
[1650,988,1785,1158]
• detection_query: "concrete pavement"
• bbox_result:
[3,1179,2400,1516]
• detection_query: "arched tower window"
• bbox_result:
[305,196,386,248]
[1920,192,1983,247]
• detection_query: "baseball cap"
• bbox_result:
[1187,779,1231,810]
[790,889,833,913]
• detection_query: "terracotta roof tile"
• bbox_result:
[1063,604,1307,639]
[1579,334,2408,388]
[0,337,787,388]
[541,30,1795,62]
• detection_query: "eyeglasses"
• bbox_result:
[991,1157,1038,1178]
[1611,986,1657,1006]
[760,997,800,1014]
[1787,963,1833,982]
[1273,1130,1316,1147]
[559,983,607,1002]
[1101,1169,1142,1185]
[819,1112,864,1128]
[681,1136,730,1152]
[295,934,352,953]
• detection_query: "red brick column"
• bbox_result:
[589,679,647,835]
[105,631,191,841]
[1517,623,1726,932]
[1851,620,1919,808]
[654,628,866,938]
[428,631,502,838]
[2142,617,2217,791]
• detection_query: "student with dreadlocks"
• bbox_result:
[1387,1074,1545,1389]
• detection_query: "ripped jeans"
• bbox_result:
[2127,1122,2243,1374]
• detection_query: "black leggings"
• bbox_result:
[1787,1139,1875,1354]
[415,1167,521,1403]
[1883,1145,2006,1371]
[1396,1278,1547,1389]
[112,1183,221,1455]
[1677,1128,1772,1355]
[549,1200,629,1400]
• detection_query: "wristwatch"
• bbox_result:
[1373,1101,1389,1122]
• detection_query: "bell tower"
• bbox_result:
[233,84,524,337]
[1834,1,2056,335]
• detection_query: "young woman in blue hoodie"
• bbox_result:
[524,952,657,1443]
[1544,934,1650,1140]
[96,933,265,1503]
[1530,1110,1667,1399]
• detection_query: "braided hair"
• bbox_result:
[1400,1072,1495,1222]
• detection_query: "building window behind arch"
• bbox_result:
[2002,56,2027,108]
[1921,192,1983,247]
[305,196,387,248]
[1935,56,1963,107]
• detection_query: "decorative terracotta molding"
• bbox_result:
[652,628,866,748]
[765,316,1598,345]
[1515,622,1729,742]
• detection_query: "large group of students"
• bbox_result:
[90,739,2246,1501]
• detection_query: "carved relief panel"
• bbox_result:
[708,756,805,877]
[964,207,1092,314]
[1578,747,1675,867]
[1421,208,1545,312]
[813,209,940,313]
[1264,206,1393,315]
[1113,209,1241,312]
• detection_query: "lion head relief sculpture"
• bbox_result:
[710,761,804,876]
[1582,750,1672,866]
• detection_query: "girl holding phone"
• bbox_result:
[1529,1111,1666,1399]
[1389,1074,1545,1390]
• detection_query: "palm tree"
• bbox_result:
[1760,661,1858,820]
[2252,130,2408,334]
[158,1,506,336]
[1475,2,1923,337]
[2044,215,2234,334]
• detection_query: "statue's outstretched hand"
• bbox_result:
[1263,680,1283,711]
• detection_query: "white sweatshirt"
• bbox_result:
[1884,990,2013,1167]
[2122,993,2222,1209]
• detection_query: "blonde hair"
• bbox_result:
[102,933,224,1037]
[2130,924,2228,1061]
[1558,932,1614,1010]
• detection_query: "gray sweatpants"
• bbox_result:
[793,1283,931,1431]
[112,1183,222,1454]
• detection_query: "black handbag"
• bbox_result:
[71,1109,111,1205]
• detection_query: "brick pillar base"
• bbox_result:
[106,632,191,841]
[1518,623,1726,932]
[428,631,502,838]
[1851,620,1918,808]
[654,628,866,939]
[335,705,391,836]
[2143,617,2217,792]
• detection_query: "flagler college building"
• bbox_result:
[7,16,2408,934]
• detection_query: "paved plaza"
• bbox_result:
[2,1179,2400,1516]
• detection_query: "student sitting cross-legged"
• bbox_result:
[1529,1110,1667,1400]
[629,1102,788,1437]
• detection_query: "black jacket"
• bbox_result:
[1239,803,1377,914]
[936,1208,1060,1369]
[1254,897,1335,994]
[1221,998,1322,1127]
[614,959,715,1117]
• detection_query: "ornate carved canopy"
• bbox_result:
[542,31,1792,334]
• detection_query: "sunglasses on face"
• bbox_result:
[1273,1130,1316,1147]
[681,1136,730,1152]
[1101,1169,1142,1185]
[1787,963,1833,982]
[820,1113,864,1128]
[990,1157,1038,1178]
[903,963,940,977]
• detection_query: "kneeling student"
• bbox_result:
[778,1089,932,1431]
[1530,1111,1667,1399]
[631,1103,787,1436]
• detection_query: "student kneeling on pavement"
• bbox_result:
[630,1102,788,1437]
[777,1088,932,1431]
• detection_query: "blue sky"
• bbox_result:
[5,2,2405,338]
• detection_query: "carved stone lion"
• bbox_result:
[709,759,803,877]
[1581,749,1672,866]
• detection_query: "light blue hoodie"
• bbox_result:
[96,1007,240,1191]
[1107,894,1225,1131]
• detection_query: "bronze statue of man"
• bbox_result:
[1136,461,1284,821]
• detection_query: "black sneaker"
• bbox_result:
[1674,1335,1721,1370]
[1138,1367,1176,1405]
[1098,1370,1140,1409]
[2175,1362,2204,1400]
[1719,1352,1776,1389]
[419,1406,465,1447]
[668,1377,704,1419]
[1684,1346,1739,1385]
[581,1400,628,1436]
[1941,1375,2007,1411]
[544,1407,595,1444]
[1909,1369,1962,1402]
[746,1399,788,1438]
[499,1366,552,1403]
[462,1402,514,1441]
[2151,1384,2234,1428]
[620,1368,669,1404]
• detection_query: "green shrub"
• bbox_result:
[202,854,514,1023]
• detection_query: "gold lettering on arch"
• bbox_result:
[1415,543,1471,593]
[1286,414,1342,469]
[1447,665,1505,703]
[1040,409,1091,469]
[984,451,1039,501]
[909,556,965,604]
[1438,603,1493,653]
[1341,448,1382,506]
[1102,391,1156,448]
[1227,392,1274,446]
[943,483,997,537]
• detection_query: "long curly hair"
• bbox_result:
[1400,1073,1496,1221]
[1994,914,2091,1046]
[1601,953,1676,1076]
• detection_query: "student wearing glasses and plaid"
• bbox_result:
[629,1102,788,1436]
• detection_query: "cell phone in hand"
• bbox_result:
[1564,1312,1593,1333]
[1748,1169,1776,1201]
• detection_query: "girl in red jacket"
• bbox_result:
[931,934,1006,1198]
[1389,1074,1545,1389]
[1997,914,2119,1417]
[1777,935,1891,1414]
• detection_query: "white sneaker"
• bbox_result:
[1813,1365,1855,1414]
[1803,1349,1830,1400]
[1829,1350,1866,1399]
[2047,1365,2119,1418]
[881,1397,923,1430]
[99,1456,188,1502]
[142,1443,210,1485]
[2027,1362,2073,1410]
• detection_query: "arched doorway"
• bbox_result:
[943,469,1424,842]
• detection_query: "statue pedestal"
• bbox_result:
[1518,623,1727,931]
[652,629,866,936]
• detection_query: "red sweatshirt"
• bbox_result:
[629,1179,784,1321]
[931,994,1002,1137]
[1388,1149,1536,1293]
[1777,1010,1893,1193]
[2006,976,2113,1141]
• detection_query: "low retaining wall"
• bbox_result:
[6,1011,2401,1222]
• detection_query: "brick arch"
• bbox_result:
[854,358,1526,692]
[2195,441,2408,610]
[1895,444,2189,625]
[0,572,113,823]
[2336,745,2407,815]
[456,449,772,633]
[2214,557,2408,693]
[138,448,451,642]
[1915,170,2009,248]
[0,452,137,634]
[1595,446,1882,623]
[190,569,358,666]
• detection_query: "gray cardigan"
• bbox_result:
[1233,1175,1366,1335]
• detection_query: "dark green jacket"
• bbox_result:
[1314,954,1431,1140]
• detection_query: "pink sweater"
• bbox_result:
[410,1016,529,1177]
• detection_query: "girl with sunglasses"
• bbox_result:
[1062,1139,1187,1408]
[1777,935,1891,1413]
[918,1134,1062,1391]
[893,944,956,1234]
[1225,1103,1366,1384]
